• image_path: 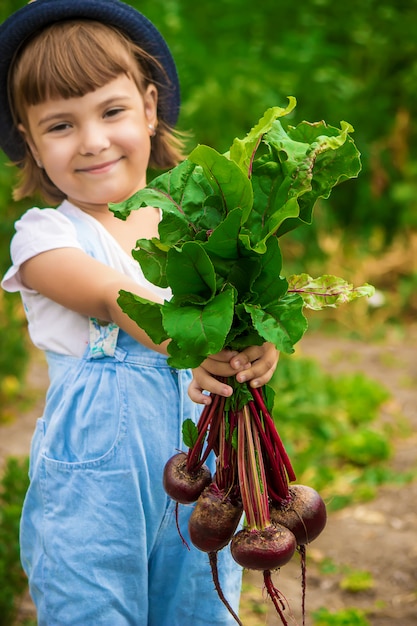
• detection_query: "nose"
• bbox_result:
[79,122,111,155]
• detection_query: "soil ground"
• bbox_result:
[1,327,416,626]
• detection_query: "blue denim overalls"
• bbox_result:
[19,211,243,625]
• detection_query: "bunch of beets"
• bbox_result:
[163,381,327,625]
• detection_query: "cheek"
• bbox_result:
[119,121,151,154]
[38,141,70,168]
[38,145,75,191]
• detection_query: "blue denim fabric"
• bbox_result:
[20,329,242,625]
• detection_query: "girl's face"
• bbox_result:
[20,74,157,212]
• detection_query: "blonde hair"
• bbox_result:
[9,20,185,204]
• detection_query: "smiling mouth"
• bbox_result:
[77,158,122,173]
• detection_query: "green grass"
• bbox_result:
[312,607,371,626]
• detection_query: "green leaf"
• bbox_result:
[240,196,301,254]
[204,207,243,259]
[244,294,308,353]
[248,237,288,307]
[288,274,375,310]
[148,160,221,230]
[205,252,261,300]
[111,160,215,240]
[204,208,265,298]
[272,120,362,236]
[189,145,253,218]
[224,304,260,349]
[262,384,275,414]
[182,418,199,448]
[227,382,255,413]
[132,238,168,288]
[157,210,195,247]
[229,99,297,176]
[243,119,361,246]
[166,241,216,304]
[163,286,236,367]
[165,339,207,369]
[117,291,168,344]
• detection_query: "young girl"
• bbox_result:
[0,2,279,624]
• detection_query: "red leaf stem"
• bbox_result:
[215,408,238,492]
[248,400,290,501]
[251,387,297,482]
[237,406,270,529]
[237,410,251,523]
[187,393,222,471]
[248,134,263,178]
[197,395,226,469]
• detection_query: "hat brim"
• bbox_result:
[0,0,180,162]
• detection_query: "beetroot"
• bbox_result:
[163,452,211,504]
[270,484,327,545]
[188,483,243,552]
[230,524,297,571]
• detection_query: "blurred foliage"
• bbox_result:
[339,569,374,593]
[123,0,417,238]
[0,457,29,626]
[312,607,371,626]
[0,152,31,419]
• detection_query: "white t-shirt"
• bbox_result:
[1,200,169,357]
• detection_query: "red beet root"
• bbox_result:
[188,483,243,552]
[231,524,297,571]
[208,552,243,626]
[270,484,327,545]
[163,452,211,504]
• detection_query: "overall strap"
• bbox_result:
[63,209,122,359]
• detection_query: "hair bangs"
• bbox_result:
[11,20,147,110]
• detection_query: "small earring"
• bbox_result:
[36,159,43,168]
[148,123,156,137]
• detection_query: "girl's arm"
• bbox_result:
[19,246,170,354]
[20,246,279,399]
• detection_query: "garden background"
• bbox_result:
[0,1,416,625]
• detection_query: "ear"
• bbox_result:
[17,123,41,164]
[143,84,158,128]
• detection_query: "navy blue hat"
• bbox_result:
[0,0,180,162]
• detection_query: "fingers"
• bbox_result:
[188,366,234,405]
[238,359,278,388]
[229,345,263,369]
[200,351,251,379]
[234,343,279,387]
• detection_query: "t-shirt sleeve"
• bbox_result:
[1,207,83,293]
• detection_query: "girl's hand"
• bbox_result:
[188,343,279,404]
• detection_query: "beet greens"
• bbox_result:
[111,100,373,625]
[111,99,372,368]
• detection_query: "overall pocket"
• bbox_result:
[41,359,126,470]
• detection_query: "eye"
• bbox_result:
[104,107,125,118]
[47,122,72,133]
